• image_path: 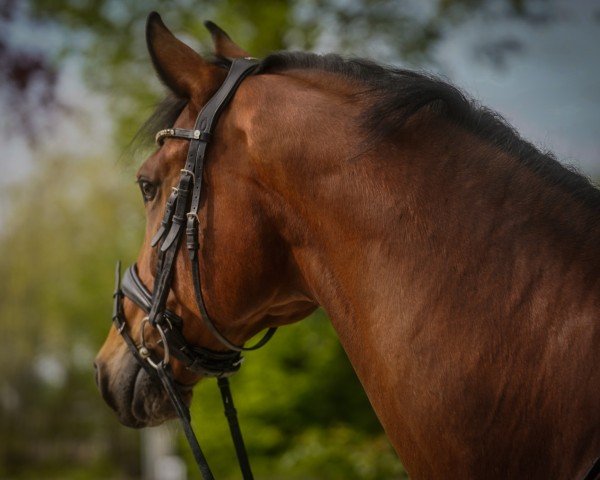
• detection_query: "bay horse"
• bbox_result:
[95,12,600,479]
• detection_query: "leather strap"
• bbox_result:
[218,377,254,479]
[583,457,600,480]
[151,188,178,247]
[112,262,157,378]
[156,127,212,145]
[156,363,215,480]
[189,247,277,351]
[121,264,242,377]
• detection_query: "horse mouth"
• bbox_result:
[98,361,193,429]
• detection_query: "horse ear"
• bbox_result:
[204,21,251,59]
[146,12,221,99]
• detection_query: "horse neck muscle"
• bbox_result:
[251,84,600,474]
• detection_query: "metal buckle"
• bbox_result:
[180,169,195,183]
[232,357,244,368]
[140,316,170,369]
[186,212,199,223]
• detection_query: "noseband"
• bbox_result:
[111,58,275,480]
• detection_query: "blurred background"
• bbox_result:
[0,0,598,479]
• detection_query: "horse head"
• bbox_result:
[94,13,318,428]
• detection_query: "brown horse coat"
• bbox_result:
[96,14,600,479]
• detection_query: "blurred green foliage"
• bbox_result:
[0,153,144,478]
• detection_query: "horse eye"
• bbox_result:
[138,180,157,202]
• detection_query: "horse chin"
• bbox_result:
[130,367,195,428]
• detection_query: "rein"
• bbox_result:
[111,58,275,479]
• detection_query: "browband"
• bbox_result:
[155,127,212,146]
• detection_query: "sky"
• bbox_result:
[0,0,598,195]
[434,0,600,176]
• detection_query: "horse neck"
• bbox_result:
[259,97,600,447]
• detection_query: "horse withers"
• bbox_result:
[95,12,600,479]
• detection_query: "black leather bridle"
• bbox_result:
[111,58,275,480]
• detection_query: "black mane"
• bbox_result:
[259,51,600,211]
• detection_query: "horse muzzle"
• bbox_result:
[94,343,192,428]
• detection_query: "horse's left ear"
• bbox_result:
[204,21,251,59]
[146,12,222,100]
